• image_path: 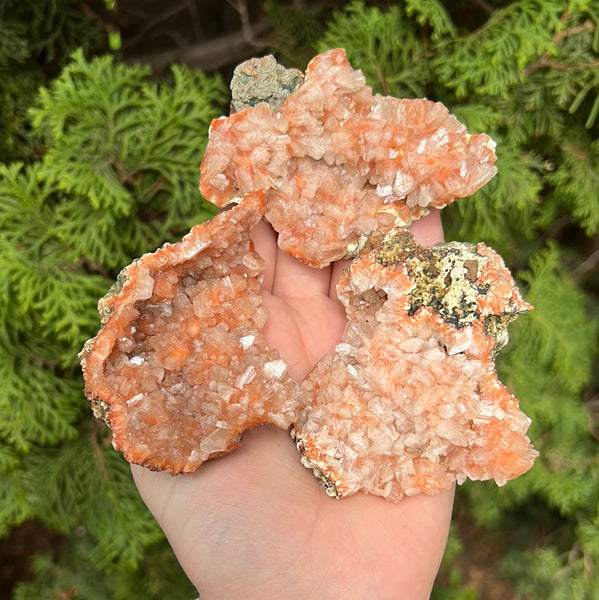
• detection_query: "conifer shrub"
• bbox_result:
[1,4,226,596]
[2,0,598,598]
[0,0,109,163]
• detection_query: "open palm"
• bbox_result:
[132,211,454,599]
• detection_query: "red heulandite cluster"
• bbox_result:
[295,230,536,500]
[200,48,497,268]
[80,49,537,500]
[80,191,305,474]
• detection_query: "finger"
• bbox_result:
[131,464,180,526]
[329,258,351,300]
[408,209,444,246]
[249,219,278,293]
[271,244,334,298]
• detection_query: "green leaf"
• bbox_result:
[24,433,163,568]
[545,138,599,234]
[434,1,563,97]
[405,0,456,41]
[318,1,432,98]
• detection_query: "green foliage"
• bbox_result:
[0,45,225,515]
[318,1,434,97]
[22,435,164,568]
[29,51,225,268]
[1,5,227,595]
[0,0,108,163]
[501,539,599,599]
[2,0,598,598]
[433,1,563,98]
[0,0,106,65]
[404,0,456,40]
[544,137,599,235]
[431,525,477,599]
[11,536,196,600]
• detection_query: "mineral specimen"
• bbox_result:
[79,191,304,474]
[293,229,537,500]
[200,48,497,267]
[81,48,537,499]
[229,54,303,113]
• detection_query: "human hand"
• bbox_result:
[132,211,454,599]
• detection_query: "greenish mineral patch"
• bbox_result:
[230,55,303,113]
[292,428,340,499]
[97,264,133,325]
[484,313,518,356]
[376,229,489,329]
[90,396,111,426]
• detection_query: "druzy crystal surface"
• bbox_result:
[80,192,303,474]
[293,229,537,500]
[200,48,497,267]
[81,48,537,499]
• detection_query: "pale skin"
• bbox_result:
[132,210,455,599]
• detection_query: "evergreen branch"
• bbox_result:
[526,11,599,128]
[0,19,29,66]
[0,162,62,254]
[404,0,456,41]
[526,54,599,74]
[514,243,598,395]
[433,0,564,97]
[23,436,164,569]
[0,463,36,537]
[0,444,20,473]
[0,0,106,68]
[0,345,83,452]
[1,240,110,348]
[545,138,599,235]
[11,535,195,600]
[318,1,433,98]
[447,141,544,243]
[31,52,225,218]
[552,16,596,43]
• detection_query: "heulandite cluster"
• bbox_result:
[80,49,537,501]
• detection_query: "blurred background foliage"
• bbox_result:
[0,1,597,598]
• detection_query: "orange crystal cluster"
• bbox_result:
[80,192,304,474]
[294,230,537,500]
[80,49,537,499]
[200,48,497,267]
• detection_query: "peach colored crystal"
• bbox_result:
[293,229,537,500]
[200,48,497,267]
[81,48,537,498]
[80,191,304,474]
